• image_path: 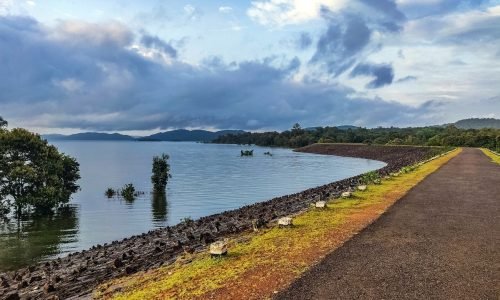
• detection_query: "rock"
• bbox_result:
[125,266,137,275]
[17,281,28,289]
[113,258,123,268]
[209,240,228,256]
[278,217,293,227]
[29,275,42,283]
[315,201,327,208]
[4,292,20,300]
[44,283,56,293]
[341,191,351,198]
[357,185,367,191]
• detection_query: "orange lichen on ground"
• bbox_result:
[95,149,460,300]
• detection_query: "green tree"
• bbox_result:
[151,153,172,193]
[0,128,80,216]
[291,123,304,136]
[0,116,7,129]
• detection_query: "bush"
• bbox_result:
[105,188,116,198]
[151,153,172,193]
[121,184,136,201]
[360,171,380,185]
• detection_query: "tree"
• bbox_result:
[151,153,171,193]
[0,116,7,129]
[0,128,80,216]
[291,123,303,136]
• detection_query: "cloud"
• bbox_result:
[247,0,348,26]
[297,32,312,49]
[140,34,177,58]
[350,63,395,88]
[184,4,203,21]
[0,15,441,131]
[396,75,417,83]
[310,12,372,76]
[397,0,489,18]
[219,6,233,13]
[405,5,500,45]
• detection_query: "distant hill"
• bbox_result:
[43,132,135,141]
[139,129,246,142]
[336,125,360,130]
[453,118,500,129]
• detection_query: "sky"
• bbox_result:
[0,0,499,135]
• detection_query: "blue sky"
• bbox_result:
[0,0,499,134]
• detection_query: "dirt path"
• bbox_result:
[276,148,500,300]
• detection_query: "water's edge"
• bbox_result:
[0,145,439,300]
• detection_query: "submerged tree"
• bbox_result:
[0,128,80,216]
[121,183,136,202]
[151,153,172,193]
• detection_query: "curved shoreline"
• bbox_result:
[0,144,447,300]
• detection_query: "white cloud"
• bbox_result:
[247,0,348,26]
[0,0,14,14]
[184,4,202,20]
[219,6,233,13]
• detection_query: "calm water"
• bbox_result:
[0,141,385,271]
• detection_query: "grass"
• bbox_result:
[95,148,461,300]
[481,148,500,164]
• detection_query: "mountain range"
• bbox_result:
[42,118,500,142]
[43,129,245,142]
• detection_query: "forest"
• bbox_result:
[213,124,500,151]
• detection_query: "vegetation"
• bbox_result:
[0,116,7,128]
[214,124,500,151]
[95,150,460,300]
[0,125,80,217]
[151,153,172,193]
[121,184,136,202]
[360,171,380,185]
[105,188,116,198]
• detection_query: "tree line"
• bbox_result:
[213,123,500,151]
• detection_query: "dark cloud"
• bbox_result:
[351,63,394,88]
[310,12,372,76]
[396,75,417,83]
[140,34,177,58]
[0,15,439,131]
[311,1,406,77]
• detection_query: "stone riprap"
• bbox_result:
[0,144,448,300]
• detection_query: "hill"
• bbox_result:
[139,129,246,142]
[454,118,500,129]
[43,132,135,141]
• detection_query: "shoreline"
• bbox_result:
[0,144,450,300]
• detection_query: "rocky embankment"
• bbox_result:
[0,144,447,300]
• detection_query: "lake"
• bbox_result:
[0,141,385,271]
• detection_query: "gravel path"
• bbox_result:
[276,148,500,300]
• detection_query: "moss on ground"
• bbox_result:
[481,148,500,164]
[95,149,461,300]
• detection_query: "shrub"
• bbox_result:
[105,188,116,198]
[121,184,136,201]
[151,153,172,193]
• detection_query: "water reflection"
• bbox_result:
[151,192,168,224]
[0,206,79,271]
